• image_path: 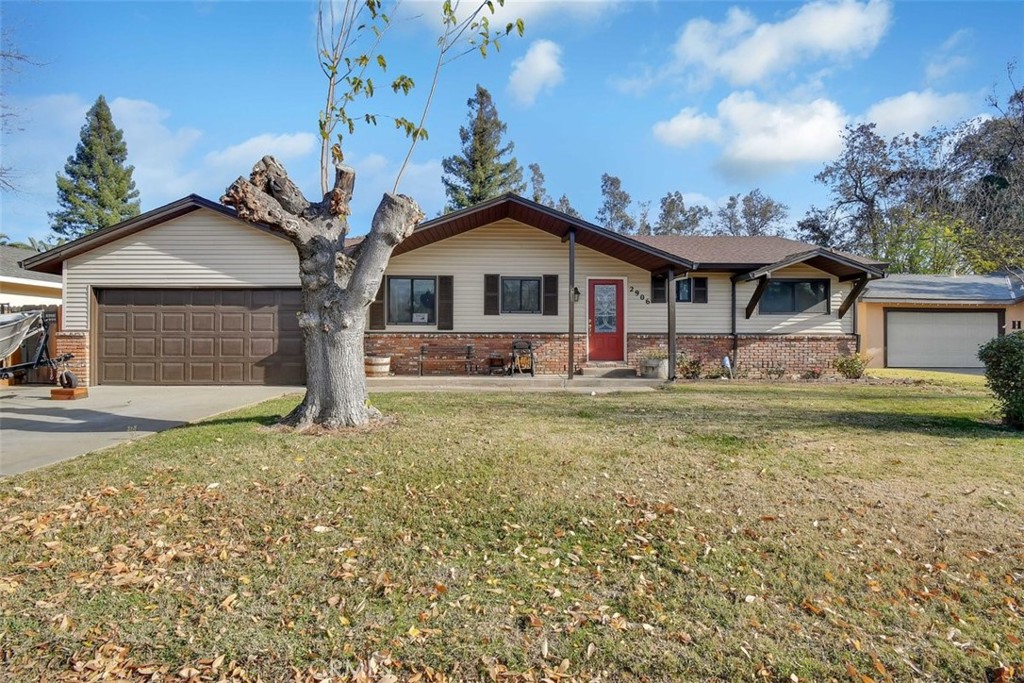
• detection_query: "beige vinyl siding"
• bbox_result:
[735,264,852,335]
[674,273,732,334]
[385,219,671,334]
[63,209,299,330]
[385,221,855,336]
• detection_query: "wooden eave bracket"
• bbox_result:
[838,277,871,319]
[745,275,770,319]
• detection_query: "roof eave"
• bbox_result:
[21,195,276,275]
[407,194,695,273]
[733,248,886,282]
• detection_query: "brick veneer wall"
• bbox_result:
[366,333,587,376]
[55,331,90,386]
[367,332,857,377]
[629,333,857,378]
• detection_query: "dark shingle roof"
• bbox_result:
[632,235,884,268]
[862,273,1024,303]
[0,245,62,283]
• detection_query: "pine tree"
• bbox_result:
[50,95,140,239]
[441,85,525,211]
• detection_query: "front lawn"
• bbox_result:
[2,379,1021,682]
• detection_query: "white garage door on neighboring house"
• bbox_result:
[886,310,999,368]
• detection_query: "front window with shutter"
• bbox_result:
[387,276,436,324]
[501,277,542,314]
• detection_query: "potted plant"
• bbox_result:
[640,350,670,379]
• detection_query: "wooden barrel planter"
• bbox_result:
[364,355,391,377]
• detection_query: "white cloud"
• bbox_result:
[865,89,973,138]
[652,92,848,179]
[673,0,891,86]
[109,97,204,202]
[652,108,722,147]
[508,40,565,106]
[718,93,848,176]
[925,29,972,83]
[204,132,316,169]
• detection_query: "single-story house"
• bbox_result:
[858,272,1024,368]
[22,193,888,386]
[1,245,62,308]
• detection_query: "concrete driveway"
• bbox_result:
[0,385,301,476]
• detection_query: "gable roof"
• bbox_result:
[1,245,62,284]
[862,273,1024,304]
[21,195,286,275]
[397,194,696,273]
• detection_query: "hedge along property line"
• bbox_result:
[367,333,859,377]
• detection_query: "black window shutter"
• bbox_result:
[651,274,667,303]
[542,274,558,316]
[693,277,709,304]
[368,282,386,329]
[437,276,454,330]
[484,274,500,315]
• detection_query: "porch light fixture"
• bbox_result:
[572,286,581,303]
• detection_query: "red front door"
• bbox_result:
[588,279,624,361]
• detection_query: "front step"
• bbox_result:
[577,362,637,378]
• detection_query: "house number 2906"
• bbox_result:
[628,285,653,305]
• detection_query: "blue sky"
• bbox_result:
[2,0,1021,242]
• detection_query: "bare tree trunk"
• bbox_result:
[222,155,422,430]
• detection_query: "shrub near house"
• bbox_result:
[978,331,1024,429]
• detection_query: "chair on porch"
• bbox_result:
[509,339,535,376]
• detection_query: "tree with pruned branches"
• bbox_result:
[221,0,522,430]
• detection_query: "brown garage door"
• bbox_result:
[97,289,304,385]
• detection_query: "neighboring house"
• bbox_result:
[1,245,63,382]
[858,273,1024,369]
[22,193,886,386]
[0,245,62,308]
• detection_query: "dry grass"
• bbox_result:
[1,377,1022,682]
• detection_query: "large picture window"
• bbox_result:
[388,276,436,324]
[501,277,542,314]
[760,279,830,314]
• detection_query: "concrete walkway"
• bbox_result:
[0,376,664,476]
[366,375,666,393]
[0,385,301,476]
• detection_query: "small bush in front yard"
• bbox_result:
[978,331,1024,429]
[676,353,703,379]
[834,353,868,379]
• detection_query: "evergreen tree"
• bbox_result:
[50,95,140,239]
[595,173,635,233]
[441,85,524,211]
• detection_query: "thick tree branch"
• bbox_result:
[344,193,423,307]
[221,176,308,242]
[327,164,357,216]
[250,156,311,216]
